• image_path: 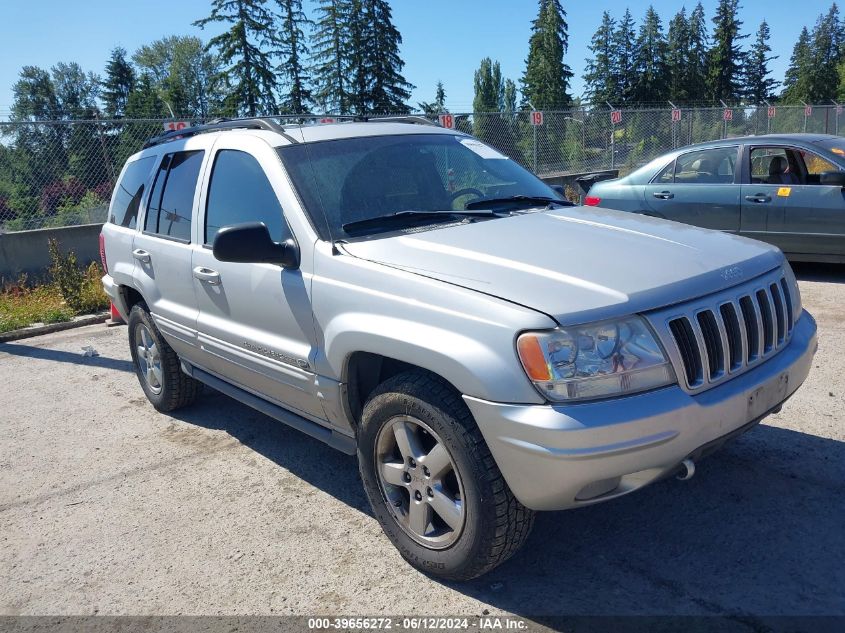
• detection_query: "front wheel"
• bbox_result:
[358,371,534,580]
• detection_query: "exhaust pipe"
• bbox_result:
[676,458,696,481]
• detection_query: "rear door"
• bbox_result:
[191,135,324,420]
[643,145,741,231]
[132,145,206,359]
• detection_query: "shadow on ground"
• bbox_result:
[0,341,135,373]
[172,391,845,618]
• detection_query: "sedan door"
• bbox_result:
[191,135,325,420]
[643,145,741,232]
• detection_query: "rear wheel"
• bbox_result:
[358,371,535,580]
[128,303,200,412]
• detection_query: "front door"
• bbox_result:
[644,145,741,232]
[191,137,324,420]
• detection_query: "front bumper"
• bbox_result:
[464,310,817,511]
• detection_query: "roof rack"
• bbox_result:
[142,117,299,149]
[142,114,441,149]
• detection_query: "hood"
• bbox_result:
[340,207,784,326]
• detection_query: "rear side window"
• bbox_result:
[144,150,204,241]
[110,155,156,228]
[205,150,290,245]
[673,147,737,184]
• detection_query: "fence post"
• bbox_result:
[533,123,538,173]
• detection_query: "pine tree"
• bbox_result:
[633,6,668,103]
[807,5,842,101]
[706,0,746,102]
[418,81,447,115]
[473,58,503,114]
[782,27,812,103]
[687,2,709,101]
[743,20,778,103]
[194,0,278,116]
[611,8,637,105]
[365,0,414,113]
[124,73,168,119]
[311,0,352,114]
[274,0,312,114]
[101,48,135,118]
[666,9,690,101]
[521,0,572,109]
[583,12,618,105]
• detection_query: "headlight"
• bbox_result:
[516,316,676,402]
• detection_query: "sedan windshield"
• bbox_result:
[277,133,562,239]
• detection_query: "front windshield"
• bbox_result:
[277,133,559,239]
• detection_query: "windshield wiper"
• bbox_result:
[342,209,497,233]
[464,195,572,210]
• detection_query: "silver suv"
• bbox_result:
[101,117,817,580]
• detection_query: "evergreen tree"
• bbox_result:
[194,0,278,116]
[583,12,618,105]
[274,0,312,114]
[611,8,637,105]
[666,9,689,101]
[633,6,668,103]
[418,81,447,115]
[124,73,168,119]
[706,0,746,102]
[473,58,503,142]
[521,0,572,109]
[807,5,842,101]
[687,2,709,101]
[101,47,135,118]
[743,20,778,103]
[365,0,414,113]
[311,0,352,113]
[782,27,812,103]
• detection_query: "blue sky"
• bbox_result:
[0,0,833,115]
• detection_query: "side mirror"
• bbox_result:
[819,170,845,187]
[212,222,300,269]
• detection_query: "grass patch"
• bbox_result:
[0,248,109,334]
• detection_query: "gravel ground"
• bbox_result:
[0,263,843,620]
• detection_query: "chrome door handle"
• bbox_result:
[652,191,674,199]
[193,266,221,285]
[132,248,151,263]
[744,194,772,203]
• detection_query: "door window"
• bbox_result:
[204,150,291,245]
[750,148,790,183]
[800,150,838,178]
[673,147,737,184]
[110,155,156,228]
[144,150,204,241]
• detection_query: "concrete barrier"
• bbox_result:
[0,223,103,283]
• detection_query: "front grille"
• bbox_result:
[658,270,795,391]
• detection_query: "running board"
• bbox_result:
[185,364,356,455]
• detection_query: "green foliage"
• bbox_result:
[101,47,135,117]
[275,0,312,114]
[706,0,747,101]
[583,12,618,105]
[418,81,447,116]
[48,237,86,312]
[744,21,778,102]
[194,0,279,116]
[521,0,572,109]
[611,9,637,105]
[633,7,668,103]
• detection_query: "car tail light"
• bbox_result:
[99,232,108,274]
[584,196,601,206]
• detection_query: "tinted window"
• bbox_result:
[144,150,204,241]
[674,147,737,184]
[111,155,156,228]
[750,147,789,182]
[800,150,838,176]
[205,150,290,245]
[655,160,675,183]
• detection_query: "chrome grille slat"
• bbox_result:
[654,270,796,393]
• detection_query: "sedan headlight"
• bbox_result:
[516,316,676,402]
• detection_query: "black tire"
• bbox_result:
[127,303,200,412]
[358,370,535,581]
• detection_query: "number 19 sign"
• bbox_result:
[530,111,544,126]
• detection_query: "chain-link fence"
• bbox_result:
[2,104,844,232]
